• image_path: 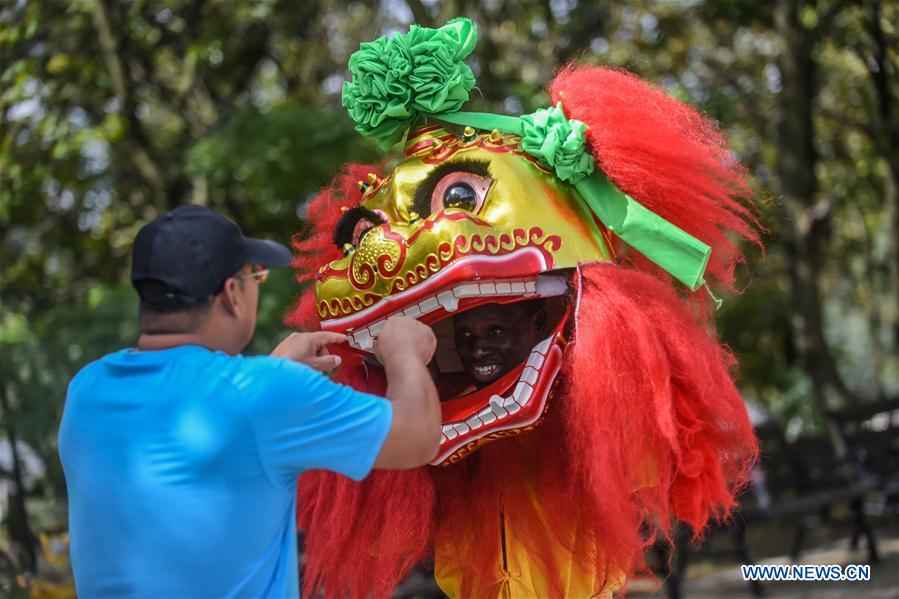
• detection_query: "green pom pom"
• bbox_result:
[520,102,595,184]
[342,18,478,149]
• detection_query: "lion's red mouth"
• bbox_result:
[319,248,552,343]
[319,250,574,465]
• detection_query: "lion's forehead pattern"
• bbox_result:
[315,126,612,321]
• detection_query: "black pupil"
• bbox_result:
[444,183,476,210]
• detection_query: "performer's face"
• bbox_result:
[453,302,543,388]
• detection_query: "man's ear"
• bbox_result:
[219,278,241,317]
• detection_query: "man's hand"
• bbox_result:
[271,332,346,372]
[371,317,441,469]
[374,317,436,367]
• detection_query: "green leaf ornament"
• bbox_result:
[342,17,478,149]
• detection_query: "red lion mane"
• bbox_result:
[289,66,760,599]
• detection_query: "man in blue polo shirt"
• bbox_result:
[59,205,440,598]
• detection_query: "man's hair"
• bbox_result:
[136,279,216,334]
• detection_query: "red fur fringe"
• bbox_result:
[550,65,761,291]
[297,264,757,599]
[560,264,757,591]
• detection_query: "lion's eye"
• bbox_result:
[352,217,378,247]
[333,207,388,253]
[430,171,492,215]
[444,183,477,210]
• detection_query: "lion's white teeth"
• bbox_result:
[533,337,552,355]
[513,382,533,406]
[419,296,440,313]
[437,291,459,312]
[353,328,373,351]
[489,395,507,418]
[368,320,386,336]
[494,281,512,295]
[347,277,545,352]
[520,366,539,386]
[453,283,481,298]
[526,352,544,370]
[536,274,568,297]
[502,396,522,414]
[465,415,484,430]
[478,408,497,425]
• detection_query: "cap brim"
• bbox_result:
[245,238,292,268]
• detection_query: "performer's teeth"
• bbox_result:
[511,281,526,294]
[437,291,459,312]
[443,424,459,440]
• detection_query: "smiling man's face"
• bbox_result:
[452,301,545,389]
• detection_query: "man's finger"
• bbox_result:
[308,331,348,347]
[306,354,342,373]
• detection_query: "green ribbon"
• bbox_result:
[342,18,713,291]
[575,173,710,291]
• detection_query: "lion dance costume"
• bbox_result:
[288,18,760,599]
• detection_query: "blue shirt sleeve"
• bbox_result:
[242,357,392,487]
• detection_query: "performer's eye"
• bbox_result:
[333,207,387,254]
[430,172,492,215]
[488,326,504,337]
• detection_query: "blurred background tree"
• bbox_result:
[1,0,896,574]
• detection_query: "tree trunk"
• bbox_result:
[0,387,36,572]
[865,0,899,362]
[774,0,857,415]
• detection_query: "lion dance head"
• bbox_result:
[288,18,760,599]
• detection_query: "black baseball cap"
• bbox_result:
[131,205,292,306]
